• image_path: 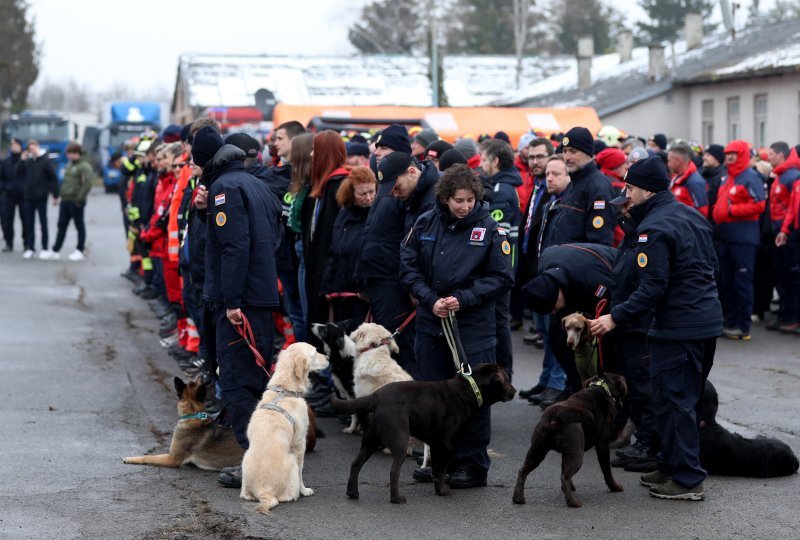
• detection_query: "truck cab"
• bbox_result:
[6,111,76,182]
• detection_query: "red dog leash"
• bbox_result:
[594,298,608,375]
[235,312,271,377]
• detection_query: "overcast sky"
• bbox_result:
[27,0,769,94]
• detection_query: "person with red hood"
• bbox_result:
[596,147,628,192]
[515,132,535,212]
[712,140,767,340]
[771,143,800,333]
[668,143,709,218]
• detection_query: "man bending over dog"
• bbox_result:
[589,157,722,501]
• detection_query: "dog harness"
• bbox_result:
[588,378,612,398]
[258,387,304,426]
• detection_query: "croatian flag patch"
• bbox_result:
[593,200,606,210]
[470,228,486,242]
[638,234,648,243]
[594,284,608,298]
[214,193,226,206]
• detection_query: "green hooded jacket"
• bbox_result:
[60,158,95,203]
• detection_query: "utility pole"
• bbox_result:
[430,2,439,107]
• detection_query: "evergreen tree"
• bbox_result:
[348,0,427,54]
[0,0,39,114]
[445,0,517,54]
[551,0,617,55]
[637,0,716,43]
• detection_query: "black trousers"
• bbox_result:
[207,304,273,449]
[650,337,715,488]
[52,201,86,252]
[494,290,514,379]
[23,197,48,250]
[1,191,26,248]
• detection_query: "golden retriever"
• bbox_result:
[240,342,328,514]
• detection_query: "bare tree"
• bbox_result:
[513,0,533,88]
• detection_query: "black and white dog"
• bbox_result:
[311,320,359,432]
[701,380,799,477]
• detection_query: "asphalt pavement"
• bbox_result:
[0,189,798,539]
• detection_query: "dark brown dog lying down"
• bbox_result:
[513,373,627,507]
[331,364,516,504]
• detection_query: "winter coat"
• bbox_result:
[712,141,767,245]
[769,148,800,231]
[671,161,709,218]
[487,166,522,268]
[19,151,58,200]
[322,205,370,295]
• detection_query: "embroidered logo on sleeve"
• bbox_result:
[592,216,604,229]
[593,200,606,210]
[214,193,226,206]
[216,212,227,227]
[470,228,486,242]
[637,253,648,268]
[638,234,648,243]
[501,240,511,255]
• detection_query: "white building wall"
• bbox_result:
[602,88,691,140]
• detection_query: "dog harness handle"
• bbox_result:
[235,313,272,377]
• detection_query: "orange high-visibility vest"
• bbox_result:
[167,154,192,262]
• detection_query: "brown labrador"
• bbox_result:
[512,373,627,507]
[331,363,516,504]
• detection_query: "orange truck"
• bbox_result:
[271,104,601,148]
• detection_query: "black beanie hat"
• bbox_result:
[624,156,670,192]
[439,148,468,171]
[494,131,511,143]
[425,139,453,160]
[561,127,594,157]
[191,126,224,168]
[375,124,411,154]
[225,132,261,159]
[704,144,725,165]
[593,139,608,155]
[180,123,192,143]
[523,273,560,314]
[652,133,668,151]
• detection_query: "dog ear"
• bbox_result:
[312,323,326,341]
[339,319,356,334]
[174,377,186,398]
[561,315,567,330]
[295,347,310,380]
[350,326,364,344]
[389,337,400,354]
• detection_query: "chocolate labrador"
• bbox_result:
[331,363,516,504]
[513,373,627,507]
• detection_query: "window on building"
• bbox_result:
[754,94,767,148]
[701,99,714,146]
[727,97,740,141]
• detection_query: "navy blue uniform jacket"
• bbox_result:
[400,201,514,342]
[542,160,616,249]
[610,190,722,340]
[487,166,522,267]
[203,145,283,309]
[610,221,653,334]
[322,205,369,294]
[529,243,616,314]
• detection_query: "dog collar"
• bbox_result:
[179,412,210,421]
[357,336,393,354]
[589,379,612,398]
[269,387,305,399]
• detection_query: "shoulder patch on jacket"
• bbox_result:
[637,253,648,268]
[593,200,606,210]
[215,212,227,227]
[214,193,226,206]
[501,240,511,255]
[592,216,604,229]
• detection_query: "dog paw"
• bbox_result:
[300,487,314,497]
[346,489,359,499]
[566,498,582,508]
[390,494,407,504]
[342,427,355,434]
[435,485,451,497]
[512,494,526,505]
[610,481,624,492]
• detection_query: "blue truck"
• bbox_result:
[94,101,169,191]
[5,111,77,182]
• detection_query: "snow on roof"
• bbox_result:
[494,18,800,114]
[176,53,572,109]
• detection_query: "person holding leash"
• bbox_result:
[589,156,722,501]
[400,163,513,489]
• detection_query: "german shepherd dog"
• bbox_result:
[513,374,627,507]
[123,377,243,470]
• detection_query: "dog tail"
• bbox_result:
[255,493,279,514]
[542,403,594,430]
[331,395,378,415]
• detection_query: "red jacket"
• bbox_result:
[712,141,766,225]
[770,148,800,223]
[467,154,481,170]
[781,179,800,236]
[670,161,709,218]
[514,154,533,213]
[141,171,177,257]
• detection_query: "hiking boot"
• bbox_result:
[539,389,571,408]
[623,458,658,473]
[139,286,160,300]
[413,466,433,483]
[616,441,655,461]
[528,387,561,405]
[518,384,545,399]
[722,327,751,341]
[120,268,142,283]
[649,479,704,501]
[218,465,242,488]
[640,470,671,487]
[764,318,781,331]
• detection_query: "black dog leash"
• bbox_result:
[441,311,483,407]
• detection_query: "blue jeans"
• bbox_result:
[295,239,308,332]
[279,264,307,343]
[534,313,566,391]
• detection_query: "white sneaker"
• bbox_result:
[50,251,61,260]
[67,250,85,261]
[38,249,54,260]
[23,250,34,259]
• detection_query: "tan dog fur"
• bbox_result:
[123,377,243,470]
[562,312,598,382]
[240,342,328,514]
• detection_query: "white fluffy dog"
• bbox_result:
[240,342,328,514]
[350,322,413,399]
